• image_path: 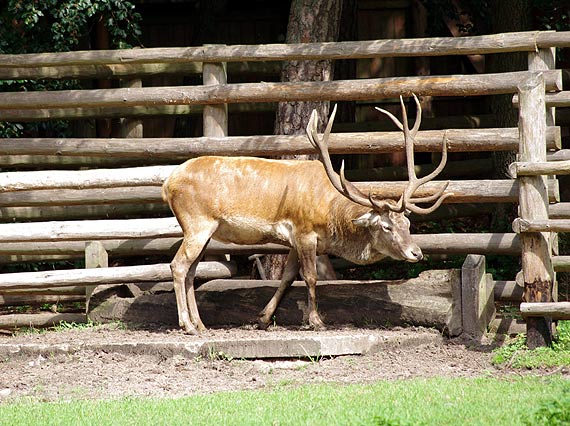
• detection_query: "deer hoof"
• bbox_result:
[309,312,326,331]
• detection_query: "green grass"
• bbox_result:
[492,321,570,369]
[1,376,569,426]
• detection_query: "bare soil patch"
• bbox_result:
[0,324,565,402]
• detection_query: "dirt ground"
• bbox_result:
[1,324,567,402]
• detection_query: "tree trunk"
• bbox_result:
[262,0,343,280]
[487,0,531,230]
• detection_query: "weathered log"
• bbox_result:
[0,61,280,80]
[512,218,570,233]
[0,261,236,291]
[0,203,169,222]
[0,104,272,122]
[513,91,570,108]
[553,256,570,272]
[88,270,462,335]
[0,165,175,192]
[0,293,85,306]
[0,187,162,207]
[0,71,561,112]
[0,313,87,329]
[520,302,570,320]
[0,128,561,157]
[0,179,559,204]
[509,160,570,177]
[548,149,570,161]
[549,202,570,219]
[347,158,493,181]
[0,233,520,267]
[1,31,568,69]
[517,72,554,348]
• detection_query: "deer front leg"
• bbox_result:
[297,237,325,330]
[258,250,299,329]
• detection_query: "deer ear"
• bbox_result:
[352,211,380,228]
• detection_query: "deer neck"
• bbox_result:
[326,196,385,265]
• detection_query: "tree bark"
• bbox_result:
[262,0,343,280]
[487,0,532,230]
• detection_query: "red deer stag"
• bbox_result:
[162,94,451,334]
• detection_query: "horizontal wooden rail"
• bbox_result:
[520,302,570,320]
[0,231,521,256]
[1,31,568,69]
[0,261,236,291]
[0,127,561,158]
[0,103,274,122]
[512,218,570,233]
[553,256,570,272]
[513,91,570,108]
[0,165,175,192]
[509,160,570,177]
[0,203,169,222]
[0,71,561,113]
[0,61,280,80]
[548,150,570,161]
[549,203,570,219]
[0,180,559,207]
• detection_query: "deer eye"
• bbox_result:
[381,223,392,232]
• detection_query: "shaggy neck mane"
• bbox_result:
[326,196,377,264]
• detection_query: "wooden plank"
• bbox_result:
[461,255,495,338]
[0,261,236,290]
[1,31,567,69]
[493,280,524,302]
[0,128,560,157]
[520,302,570,320]
[0,71,561,111]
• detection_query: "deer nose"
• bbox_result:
[409,247,423,262]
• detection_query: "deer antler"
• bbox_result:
[306,104,384,209]
[375,94,452,215]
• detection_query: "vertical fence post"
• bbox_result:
[120,78,144,138]
[203,54,228,261]
[528,46,558,302]
[85,241,109,313]
[203,52,228,138]
[517,72,554,348]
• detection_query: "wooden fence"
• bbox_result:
[1,31,569,343]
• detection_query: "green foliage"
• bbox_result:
[524,387,570,426]
[492,321,570,368]
[0,0,141,54]
[0,0,142,138]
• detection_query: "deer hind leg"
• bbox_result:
[170,225,216,334]
[258,249,299,329]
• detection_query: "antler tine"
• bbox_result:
[410,93,422,135]
[374,93,451,215]
[307,105,377,209]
